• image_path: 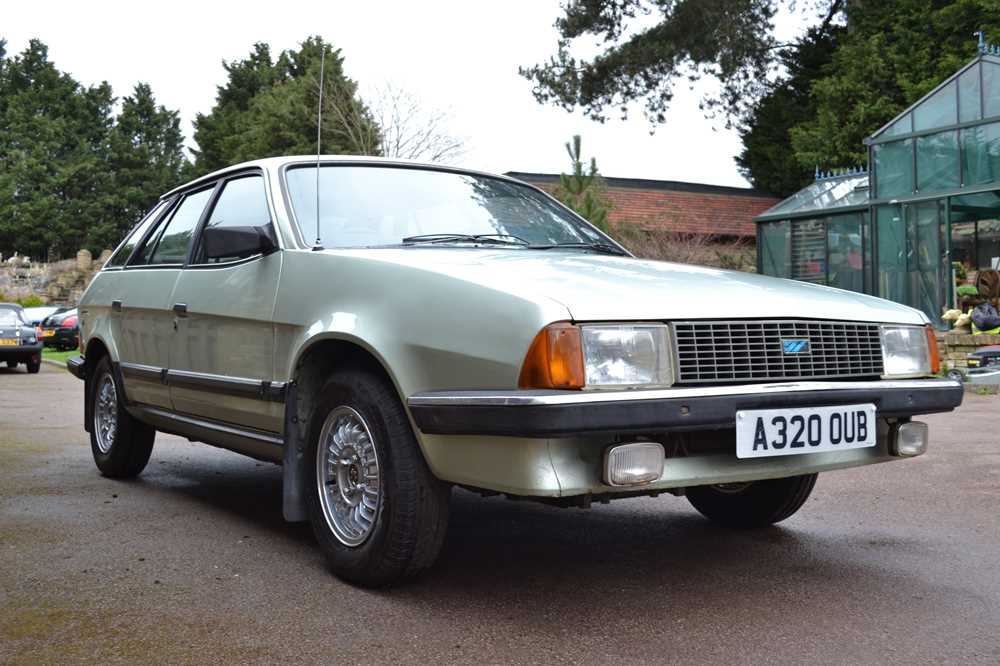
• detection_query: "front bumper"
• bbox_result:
[408,379,963,437]
[66,355,86,380]
[0,342,43,361]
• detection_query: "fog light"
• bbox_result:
[603,442,664,486]
[894,421,928,457]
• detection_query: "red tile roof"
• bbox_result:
[506,172,779,238]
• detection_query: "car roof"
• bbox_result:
[161,156,527,200]
[0,302,24,311]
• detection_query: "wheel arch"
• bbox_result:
[290,334,405,415]
[282,333,415,524]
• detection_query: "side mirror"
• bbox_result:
[201,225,277,261]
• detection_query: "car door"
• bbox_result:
[118,187,216,408]
[167,171,282,432]
[89,199,173,367]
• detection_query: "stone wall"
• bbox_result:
[936,331,1000,372]
[0,248,112,305]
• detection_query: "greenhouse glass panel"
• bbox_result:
[827,213,865,293]
[984,60,1000,119]
[758,220,790,277]
[958,62,981,123]
[874,140,914,198]
[904,201,946,325]
[916,130,959,192]
[757,174,868,218]
[790,219,826,284]
[912,81,956,131]
[880,113,912,138]
[876,205,906,304]
[961,122,1000,186]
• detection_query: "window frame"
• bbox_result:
[129,185,219,268]
[186,169,276,268]
[103,198,176,271]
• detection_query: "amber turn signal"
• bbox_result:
[925,324,940,375]
[518,322,585,389]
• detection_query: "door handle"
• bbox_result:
[111,300,122,313]
[172,303,188,317]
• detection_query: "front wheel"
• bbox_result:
[305,366,450,587]
[89,356,155,478]
[686,474,817,528]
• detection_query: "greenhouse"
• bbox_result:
[755,38,1000,328]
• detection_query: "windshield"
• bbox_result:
[0,309,23,326]
[284,165,608,248]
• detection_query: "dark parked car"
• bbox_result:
[40,308,79,351]
[967,344,1000,370]
[22,305,70,327]
[0,304,42,373]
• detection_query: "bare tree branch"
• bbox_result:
[364,82,466,163]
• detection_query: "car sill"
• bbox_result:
[127,404,283,464]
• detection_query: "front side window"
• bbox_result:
[139,188,214,265]
[193,174,271,263]
[106,199,171,268]
[284,165,606,248]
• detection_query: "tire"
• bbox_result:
[686,474,817,528]
[89,355,155,478]
[946,369,965,383]
[305,365,450,587]
[6,361,16,369]
[26,357,40,374]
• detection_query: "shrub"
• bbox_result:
[16,295,45,307]
[613,226,756,272]
[957,284,979,297]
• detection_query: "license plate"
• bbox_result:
[736,403,877,459]
[0,339,15,346]
[41,330,54,337]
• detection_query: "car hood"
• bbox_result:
[338,248,927,325]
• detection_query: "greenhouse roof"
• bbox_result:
[754,171,869,222]
[867,35,1000,144]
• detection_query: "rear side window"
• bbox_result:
[138,188,214,265]
[193,175,271,263]
[106,200,170,268]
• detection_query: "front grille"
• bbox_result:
[672,319,884,384]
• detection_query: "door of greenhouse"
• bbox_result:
[905,201,948,325]
[876,202,948,327]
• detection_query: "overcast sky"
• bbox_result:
[3,1,808,188]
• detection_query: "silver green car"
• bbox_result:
[68,156,963,585]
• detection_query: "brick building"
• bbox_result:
[505,172,779,239]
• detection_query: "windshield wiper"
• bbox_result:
[401,233,529,247]
[527,242,629,256]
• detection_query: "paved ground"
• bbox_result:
[1,364,999,665]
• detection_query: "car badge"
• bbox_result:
[781,338,811,354]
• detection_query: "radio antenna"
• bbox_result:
[312,45,325,250]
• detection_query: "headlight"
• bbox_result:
[580,324,672,388]
[880,325,938,377]
[518,322,674,390]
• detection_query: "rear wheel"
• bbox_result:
[89,356,155,478]
[26,356,40,374]
[686,474,817,528]
[305,366,450,587]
